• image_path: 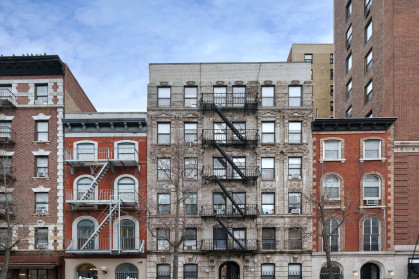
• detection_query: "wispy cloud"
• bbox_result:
[0,0,333,111]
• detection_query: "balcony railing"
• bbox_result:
[65,189,138,205]
[201,166,259,182]
[201,129,258,146]
[66,237,142,253]
[0,89,16,107]
[65,147,139,166]
[200,92,258,110]
[200,205,259,218]
[0,127,16,143]
[0,164,14,180]
[200,239,259,252]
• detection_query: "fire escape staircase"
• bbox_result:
[214,216,245,251]
[78,162,110,201]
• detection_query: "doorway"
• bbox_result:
[219,261,240,279]
[361,262,380,279]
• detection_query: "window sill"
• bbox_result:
[359,158,386,162]
[260,142,276,145]
[320,158,346,163]
[360,205,386,209]
[32,141,50,144]
[32,177,50,180]
[261,179,276,182]
[32,213,50,216]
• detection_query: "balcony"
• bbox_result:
[0,127,16,144]
[201,166,259,182]
[65,189,138,207]
[201,129,258,147]
[65,237,144,254]
[0,164,14,181]
[200,239,259,252]
[200,205,259,218]
[200,92,258,111]
[0,89,16,108]
[64,147,139,167]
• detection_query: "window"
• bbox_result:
[363,218,380,251]
[117,142,136,160]
[76,142,95,160]
[288,122,302,143]
[232,157,246,179]
[232,86,246,107]
[326,218,339,252]
[120,220,135,250]
[35,84,48,103]
[77,220,94,249]
[289,86,302,107]
[366,49,373,72]
[36,121,48,141]
[35,227,48,249]
[115,263,138,279]
[364,140,381,159]
[35,156,48,177]
[0,121,12,140]
[184,87,197,107]
[304,54,313,63]
[261,264,275,279]
[261,158,274,180]
[330,53,334,64]
[213,122,226,143]
[330,69,333,80]
[184,264,197,279]
[365,80,373,103]
[232,122,246,142]
[157,264,170,279]
[213,157,227,179]
[323,176,341,200]
[323,140,341,159]
[214,86,227,106]
[157,229,170,250]
[184,228,197,250]
[0,157,12,178]
[0,193,12,213]
[330,85,333,96]
[320,265,342,279]
[213,228,227,250]
[346,106,352,118]
[365,20,372,42]
[363,175,381,200]
[346,25,352,48]
[117,177,135,202]
[77,264,98,279]
[311,69,313,80]
[213,193,226,215]
[365,0,372,15]
[184,158,197,179]
[366,110,373,118]
[346,0,352,19]
[77,177,94,200]
[158,87,171,107]
[232,193,245,215]
[288,193,301,214]
[261,86,274,107]
[157,158,171,180]
[35,193,48,214]
[185,193,197,215]
[262,228,275,250]
[157,123,171,144]
[288,157,301,179]
[330,101,334,112]
[184,123,197,143]
[346,53,352,73]
[288,228,302,250]
[261,122,275,143]
[0,228,7,247]
[158,194,171,214]
[261,193,274,214]
[346,79,352,99]
[233,228,246,249]
[288,264,302,279]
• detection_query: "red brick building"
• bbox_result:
[63,112,147,279]
[312,118,397,278]
[0,55,95,278]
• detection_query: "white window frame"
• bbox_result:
[73,140,98,161]
[323,175,341,200]
[261,122,275,143]
[347,79,352,99]
[346,53,352,73]
[184,157,198,180]
[158,87,171,107]
[157,123,171,144]
[326,218,340,252]
[36,121,48,142]
[157,229,170,250]
[184,123,198,143]
[114,140,138,160]
[366,49,373,72]
[261,157,275,180]
[365,20,372,42]
[184,86,197,108]
[363,217,380,251]
[289,86,302,107]
[346,25,352,47]
[261,86,274,107]
[261,193,275,215]
[323,140,342,160]
[363,175,381,200]
[363,139,381,159]
[365,80,373,103]
[288,122,302,143]
[157,158,171,180]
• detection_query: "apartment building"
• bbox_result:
[63,112,147,279]
[334,0,419,275]
[287,44,334,119]
[147,62,313,279]
[312,118,397,278]
[0,55,95,278]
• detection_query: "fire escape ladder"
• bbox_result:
[213,105,246,144]
[213,176,244,217]
[213,141,246,180]
[79,162,110,201]
[80,202,119,250]
[214,216,245,250]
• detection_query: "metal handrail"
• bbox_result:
[201,166,260,181]
[0,89,16,106]
[200,239,259,251]
[200,92,258,108]
[201,129,259,145]
[200,205,259,217]
[0,126,16,142]
[65,189,138,203]
[65,147,139,161]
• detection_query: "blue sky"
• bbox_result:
[0,0,333,111]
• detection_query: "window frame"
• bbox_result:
[35,192,48,214]
[35,84,48,103]
[326,218,340,252]
[323,175,341,200]
[365,19,372,43]
[330,53,334,64]
[288,121,302,143]
[288,228,302,250]
[363,175,381,200]
[213,86,227,107]
[262,228,276,250]
[330,85,333,96]
[365,48,373,72]
[184,86,198,108]
[261,157,275,180]
[365,79,373,103]
[35,121,48,142]
[213,193,226,215]
[261,122,275,143]
[363,217,380,251]
[157,158,171,180]
[288,263,302,279]
[304,53,313,63]
[261,263,275,279]
[346,79,352,99]
[261,192,275,215]
[120,220,136,250]
[35,156,48,177]
[35,227,48,249]
[157,264,171,279]
[365,0,372,16]
[288,157,302,179]
[183,228,197,251]
[363,139,381,159]
[346,0,352,19]
[184,122,198,143]
[346,106,352,118]
[158,193,171,214]
[157,229,170,251]
[183,264,198,279]
[157,123,171,144]
[157,87,171,108]
[261,86,275,107]
[346,25,352,48]
[184,157,198,180]
[232,86,246,107]
[288,192,302,214]
[289,86,302,107]
[185,193,197,215]
[323,140,342,160]
[346,53,352,73]
[330,69,333,80]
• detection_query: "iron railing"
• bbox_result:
[200,205,259,218]
[65,189,138,204]
[66,237,140,251]
[201,166,259,182]
[200,92,258,110]
[0,164,13,179]
[200,239,259,252]
[0,89,16,107]
[65,147,139,162]
[201,129,258,146]
[0,126,16,143]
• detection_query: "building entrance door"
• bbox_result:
[361,263,380,279]
[219,261,240,279]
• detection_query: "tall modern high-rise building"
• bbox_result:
[333,0,419,276]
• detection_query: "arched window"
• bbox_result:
[77,264,98,279]
[76,142,95,160]
[323,176,340,200]
[364,218,380,251]
[320,264,341,279]
[77,220,95,250]
[117,142,136,160]
[77,177,94,200]
[115,263,138,279]
[117,177,136,202]
[363,175,381,200]
[120,220,135,250]
[325,218,339,252]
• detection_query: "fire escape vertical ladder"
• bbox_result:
[213,141,246,179]
[214,216,245,250]
[79,162,110,201]
[213,176,244,216]
[80,202,119,250]
[213,105,247,144]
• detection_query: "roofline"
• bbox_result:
[312,117,397,131]
[149,61,310,66]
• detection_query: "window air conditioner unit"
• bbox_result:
[36,208,48,214]
[291,174,301,179]
[366,200,378,206]
[36,243,48,249]
[37,171,46,177]
[185,245,194,250]
[35,100,47,105]
[291,208,301,214]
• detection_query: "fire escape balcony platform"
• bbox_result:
[64,148,139,168]
[200,239,259,252]
[201,129,258,147]
[0,89,16,108]
[202,166,259,182]
[200,205,259,218]
[65,189,139,208]
[65,238,144,254]
[199,93,258,111]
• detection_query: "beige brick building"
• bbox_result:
[147,62,313,279]
[287,44,334,119]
